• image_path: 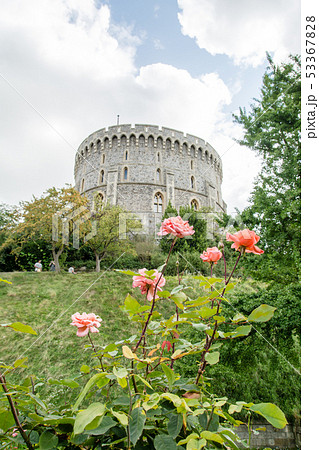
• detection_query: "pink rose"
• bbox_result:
[226,229,264,255]
[200,247,222,264]
[70,312,102,337]
[158,216,195,238]
[132,268,166,301]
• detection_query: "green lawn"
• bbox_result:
[0,270,266,408]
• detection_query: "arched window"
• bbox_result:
[96,140,101,152]
[148,136,154,148]
[191,176,195,189]
[104,137,109,149]
[198,148,203,159]
[156,168,161,183]
[191,199,199,210]
[81,178,85,192]
[94,193,104,210]
[190,145,196,158]
[121,135,127,148]
[85,146,88,157]
[190,160,194,170]
[174,140,180,152]
[166,138,171,150]
[125,150,128,161]
[130,134,136,147]
[90,143,94,154]
[123,167,128,181]
[100,170,105,184]
[183,143,188,155]
[157,152,161,163]
[102,154,105,164]
[153,192,163,213]
[112,136,118,148]
[157,137,163,148]
[139,134,145,147]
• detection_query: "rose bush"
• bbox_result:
[0,219,288,449]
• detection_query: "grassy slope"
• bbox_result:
[0,271,267,408]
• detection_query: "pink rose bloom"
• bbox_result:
[226,229,264,255]
[132,268,166,301]
[200,247,222,264]
[158,216,195,238]
[70,312,102,337]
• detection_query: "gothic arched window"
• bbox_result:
[191,199,199,210]
[123,167,128,181]
[100,170,105,184]
[156,168,161,183]
[153,192,163,213]
[191,176,195,189]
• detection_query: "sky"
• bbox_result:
[0,0,301,214]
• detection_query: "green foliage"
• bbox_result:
[0,237,292,449]
[233,54,301,283]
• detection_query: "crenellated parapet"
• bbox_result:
[75,124,223,178]
[74,124,226,229]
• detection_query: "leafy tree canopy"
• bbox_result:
[233,54,301,282]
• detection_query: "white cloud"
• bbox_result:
[0,0,260,214]
[177,0,300,67]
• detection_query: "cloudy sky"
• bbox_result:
[0,0,301,214]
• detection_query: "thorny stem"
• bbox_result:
[195,251,243,384]
[133,237,177,353]
[170,258,182,369]
[88,332,105,372]
[0,372,34,450]
[127,375,133,450]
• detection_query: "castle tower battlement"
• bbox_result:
[74,124,226,225]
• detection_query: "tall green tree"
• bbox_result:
[84,200,132,272]
[233,54,301,282]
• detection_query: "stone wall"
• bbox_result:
[74,124,226,224]
[236,422,301,449]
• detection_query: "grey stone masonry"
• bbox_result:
[74,124,226,230]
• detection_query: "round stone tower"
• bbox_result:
[74,124,226,231]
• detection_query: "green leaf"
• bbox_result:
[83,415,116,435]
[73,373,109,411]
[192,323,209,331]
[1,322,37,335]
[200,431,224,444]
[121,294,141,314]
[205,351,220,365]
[249,403,288,429]
[0,409,15,432]
[225,325,252,338]
[111,409,128,426]
[80,365,90,374]
[247,304,276,323]
[48,378,79,388]
[167,413,183,439]
[73,402,106,435]
[161,363,175,390]
[39,430,59,450]
[154,434,178,450]
[129,407,146,445]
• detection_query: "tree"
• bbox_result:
[233,54,301,282]
[84,201,132,272]
[0,204,19,271]
[2,186,89,273]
